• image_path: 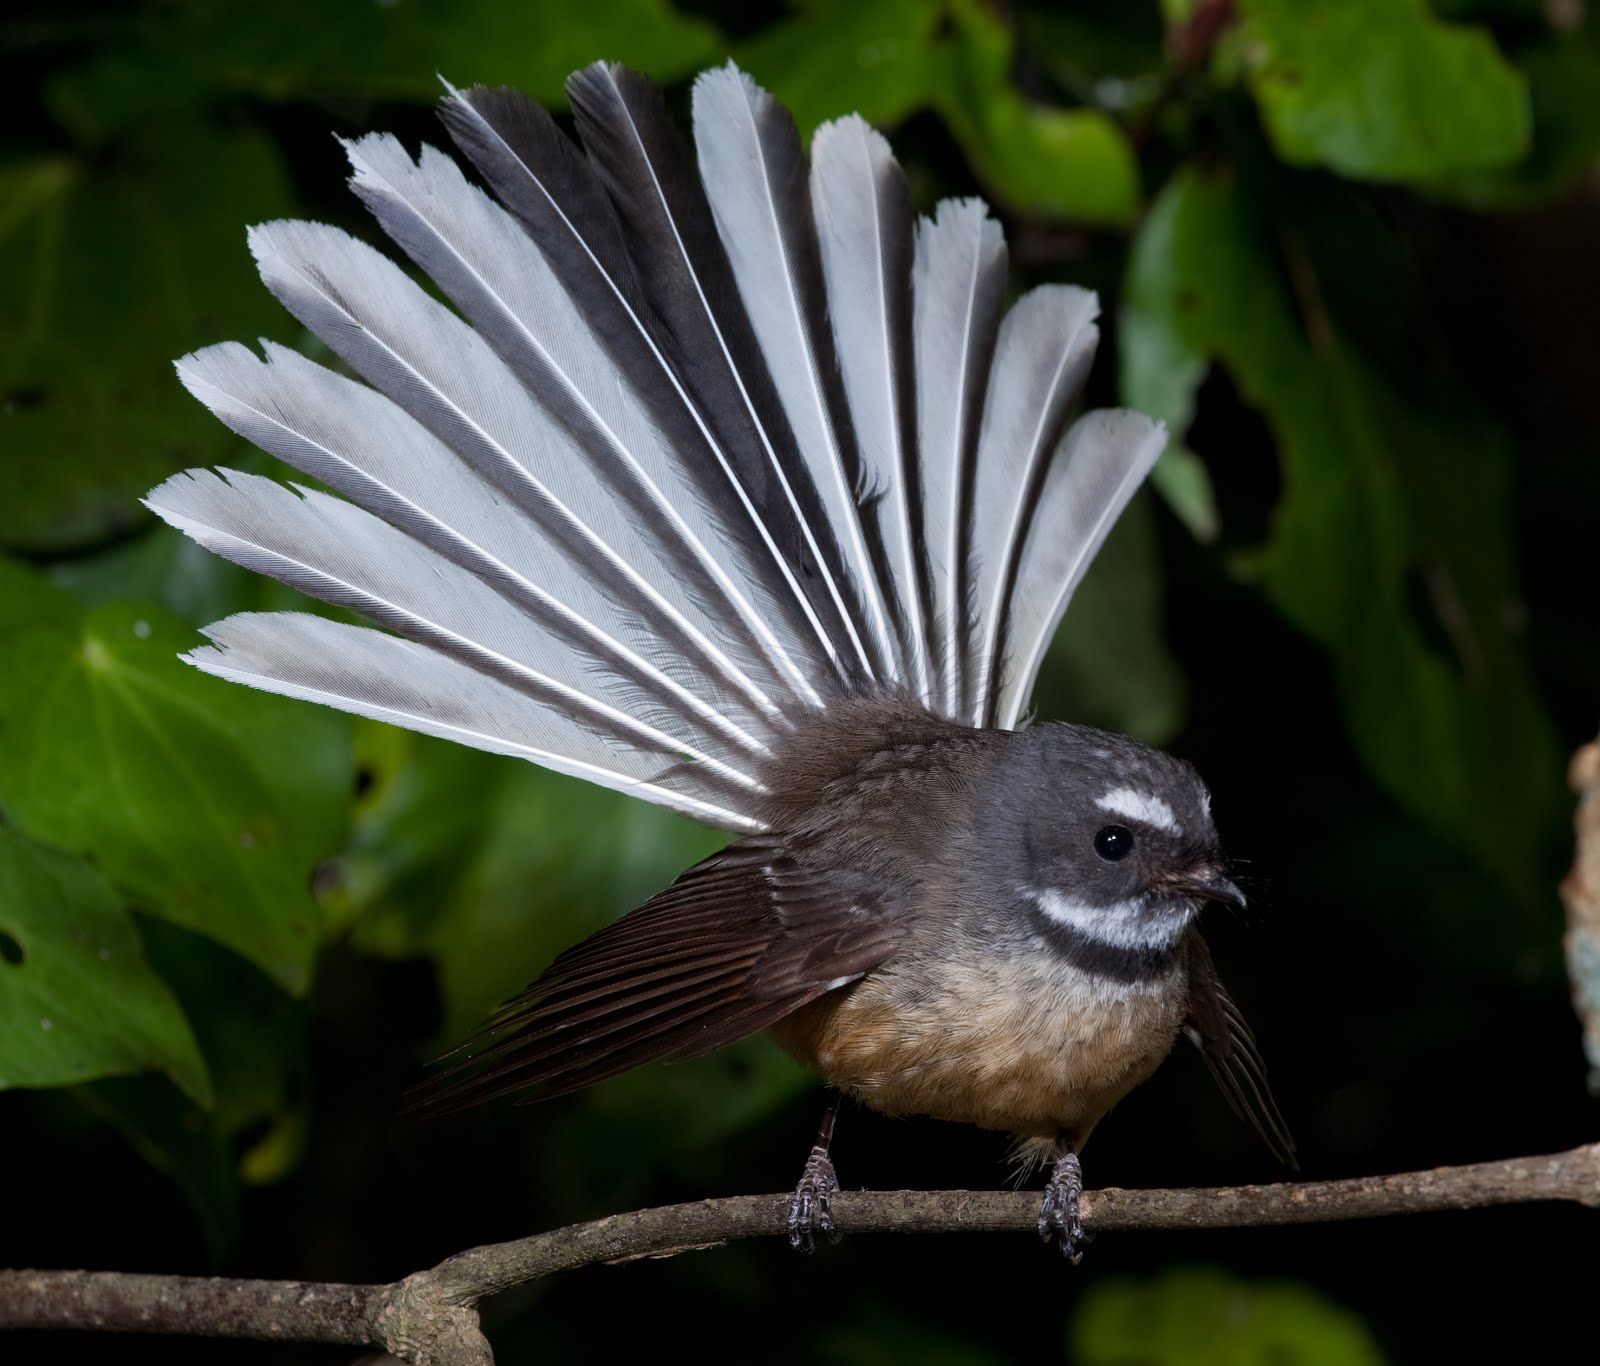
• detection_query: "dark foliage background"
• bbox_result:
[2,1,1597,1361]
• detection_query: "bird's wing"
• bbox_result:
[410,840,906,1111]
[1182,932,1299,1168]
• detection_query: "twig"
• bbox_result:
[4,1144,1598,1365]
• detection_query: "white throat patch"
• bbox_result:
[1096,786,1181,836]
[1029,888,1195,953]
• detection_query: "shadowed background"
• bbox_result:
[2,0,1597,1361]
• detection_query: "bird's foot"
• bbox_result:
[788,1146,841,1253]
[1038,1151,1093,1263]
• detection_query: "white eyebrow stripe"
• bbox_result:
[1096,786,1181,836]
[1027,888,1193,953]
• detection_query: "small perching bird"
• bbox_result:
[146,61,1294,1259]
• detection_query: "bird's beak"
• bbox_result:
[1157,868,1247,912]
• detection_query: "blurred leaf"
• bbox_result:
[341,727,722,1040]
[1149,446,1222,542]
[1125,168,1563,901]
[48,522,309,630]
[49,0,720,115]
[0,121,293,556]
[742,0,1140,224]
[1442,31,1600,206]
[0,590,351,991]
[736,0,948,131]
[0,555,80,633]
[1119,288,1221,541]
[1071,1266,1386,1366]
[1236,0,1531,182]
[1018,5,1166,114]
[934,0,1140,224]
[0,827,209,1104]
[1043,493,1188,745]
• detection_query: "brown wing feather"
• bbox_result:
[410,839,905,1112]
[1183,931,1298,1169]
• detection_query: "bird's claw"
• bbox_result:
[1037,1152,1092,1263]
[787,1147,841,1253]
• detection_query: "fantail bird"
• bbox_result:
[144,60,1296,1259]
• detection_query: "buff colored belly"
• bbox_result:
[771,955,1187,1142]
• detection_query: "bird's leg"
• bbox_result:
[788,1091,843,1253]
[1038,1144,1093,1262]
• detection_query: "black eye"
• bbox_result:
[1093,825,1134,862]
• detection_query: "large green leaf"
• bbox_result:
[1235,0,1531,183]
[1123,168,1563,903]
[741,0,1140,225]
[0,827,209,1103]
[1072,1266,1386,1366]
[0,574,351,990]
[0,121,293,556]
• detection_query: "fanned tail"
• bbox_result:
[809,114,930,704]
[911,200,1007,719]
[152,60,1170,839]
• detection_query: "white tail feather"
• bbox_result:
[912,199,1006,719]
[810,114,929,704]
[342,133,829,709]
[174,340,773,761]
[189,614,767,832]
[692,66,894,683]
[965,286,1101,725]
[996,411,1168,728]
[145,470,765,804]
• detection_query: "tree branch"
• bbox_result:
[1562,736,1600,1091]
[5,1144,1598,1364]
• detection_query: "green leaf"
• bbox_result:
[47,522,309,630]
[1441,31,1600,207]
[741,0,1140,225]
[1072,1266,1386,1366]
[1119,287,1220,541]
[932,0,1140,224]
[0,120,294,556]
[0,826,209,1103]
[49,0,721,114]
[736,0,949,132]
[1124,168,1563,902]
[0,555,81,634]
[1236,0,1531,182]
[0,597,351,991]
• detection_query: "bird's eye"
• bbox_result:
[1093,825,1134,862]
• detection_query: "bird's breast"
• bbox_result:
[770,948,1188,1144]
